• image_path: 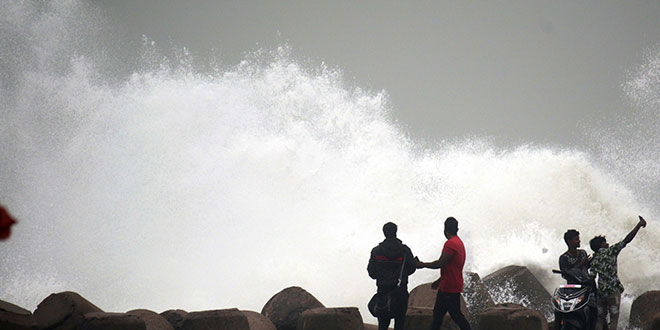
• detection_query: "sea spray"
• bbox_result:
[1,2,658,327]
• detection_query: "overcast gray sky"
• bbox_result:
[100,1,660,146]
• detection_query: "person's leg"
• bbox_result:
[446,293,472,330]
[392,293,409,330]
[606,291,621,330]
[430,291,449,330]
[594,294,607,330]
[553,311,562,330]
[587,292,597,330]
[393,313,406,330]
[378,317,391,330]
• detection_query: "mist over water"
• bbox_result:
[1,1,658,325]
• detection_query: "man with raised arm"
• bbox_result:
[416,217,472,330]
[589,216,647,330]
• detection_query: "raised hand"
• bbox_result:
[639,215,647,228]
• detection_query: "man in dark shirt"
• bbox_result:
[368,222,417,330]
[557,229,596,330]
[559,229,591,283]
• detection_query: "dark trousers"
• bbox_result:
[377,286,408,330]
[430,291,472,330]
[378,314,405,330]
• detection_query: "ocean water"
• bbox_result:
[1,1,658,326]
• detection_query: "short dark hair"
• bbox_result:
[383,222,397,238]
[564,229,580,244]
[445,217,458,235]
[590,236,607,252]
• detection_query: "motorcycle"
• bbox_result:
[551,268,596,330]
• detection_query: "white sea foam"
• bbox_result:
[1,2,658,327]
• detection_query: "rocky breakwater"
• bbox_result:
[1,268,658,330]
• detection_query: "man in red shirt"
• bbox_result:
[416,217,472,330]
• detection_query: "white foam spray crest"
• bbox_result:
[1,2,658,326]
[586,45,660,208]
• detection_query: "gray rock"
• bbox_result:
[241,310,277,330]
[261,287,324,330]
[482,265,553,320]
[363,323,380,330]
[33,291,103,330]
[296,307,362,330]
[462,272,494,329]
[78,312,146,330]
[478,303,548,330]
[647,312,660,330]
[629,290,660,330]
[181,308,250,330]
[128,309,174,330]
[407,282,469,329]
[0,299,37,330]
[408,283,438,308]
[160,309,188,330]
[404,306,461,330]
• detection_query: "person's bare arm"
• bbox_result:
[623,216,647,245]
[417,252,452,269]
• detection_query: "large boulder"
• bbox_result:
[478,303,548,330]
[241,310,277,330]
[629,290,660,330]
[404,307,462,330]
[128,309,175,330]
[297,307,362,330]
[462,272,494,330]
[482,265,553,320]
[409,283,439,308]
[646,313,660,330]
[180,308,250,330]
[78,312,146,330]
[160,309,188,330]
[33,291,104,330]
[408,283,469,313]
[261,287,324,330]
[363,323,379,330]
[0,299,37,330]
[408,282,469,329]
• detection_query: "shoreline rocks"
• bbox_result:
[33,291,104,330]
[629,290,660,330]
[482,265,553,320]
[478,303,548,330]
[0,299,37,330]
[181,308,249,330]
[2,265,656,330]
[261,286,324,330]
[297,307,363,330]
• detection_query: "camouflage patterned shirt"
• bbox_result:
[590,240,627,296]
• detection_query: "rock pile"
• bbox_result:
[2,266,657,330]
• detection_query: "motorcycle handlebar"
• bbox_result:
[552,269,562,274]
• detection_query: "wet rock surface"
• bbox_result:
[261,286,324,330]
[629,290,660,330]
[478,303,549,330]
